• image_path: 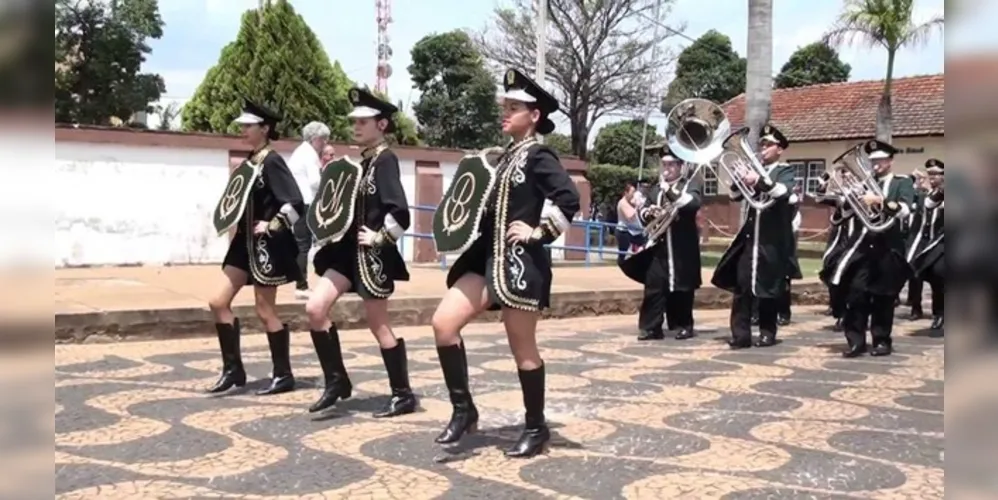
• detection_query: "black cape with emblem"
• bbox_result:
[911,190,944,279]
[827,173,916,296]
[711,162,797,299]
[222,148,306,287]
[618,176,703,291]
[313,144,410,299]
[446,139,580,312]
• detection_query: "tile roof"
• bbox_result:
[721,74,944,142]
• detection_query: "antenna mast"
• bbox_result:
[375,0,393,95]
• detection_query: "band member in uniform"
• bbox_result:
[903,170,930,320]
[712,124,796,349]
[208,99,305,395]
[911,158,945,330]
[303,88,417,416]
[832,140,915,357]
[814,173,857,331]
[777,184,803,325]
[620,143,703,341]
[429,68,580,458]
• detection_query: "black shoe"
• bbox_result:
[751,316,760,326]
[754,333,777,348]
[832,318,844,332]
[207,319,247,393]
[674,328,695,340]
[435,342,479,445]
[257,326,296,396]
[870,343,892,356]
[930,316,944,330]
[823,307,834,316]
[637,329,665,341]
[308,328,352,413]
[841,343,867,358]
[727,337,752,350]
[907,308,924,321]
[373,339,418,418]
[777,315,791,327]
[505,365,549,458]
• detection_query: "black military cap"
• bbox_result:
[233,98,282,140]
[501,68,559,134]
[347,87,398,118]
[864,139,898,160]
[925,158,944,174]
[644,141,680,162]
[760,124,789,149]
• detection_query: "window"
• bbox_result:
[788,159,826,195]
[702,167,719,196]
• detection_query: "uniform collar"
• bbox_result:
[361,142,387,160]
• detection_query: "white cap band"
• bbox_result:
[347,106,381,118]
[500,89,537,103]
[761,134,779,144]
[661,155,679,163]
[234,112,264,124]
[868,150,890,160]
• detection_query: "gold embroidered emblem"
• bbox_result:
[350,89,359,103]
[868,140,877,149]
[506,70,515,86]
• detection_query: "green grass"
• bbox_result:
[701,252,822,278]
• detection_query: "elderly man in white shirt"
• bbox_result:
[288,121,330,298]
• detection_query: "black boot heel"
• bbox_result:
[207,319,247,394]
[257,325,296,396]
[373,338,418,418]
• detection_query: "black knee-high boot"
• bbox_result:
[257,325,296,396]
[506,364,550,458]
[373,338,418,418]
[434,342,479,444]
[309,326,352,412]
[207,319,247,393]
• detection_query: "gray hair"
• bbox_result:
[302,121,331,141]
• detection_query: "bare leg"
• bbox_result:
[208,265,247,324]
[430,273,488,445]
[502,307,549,458]
[304,270,352,331]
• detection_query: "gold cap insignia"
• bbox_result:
[350,89,359,103]
[868,140,877,149]
[927,159,938,167]
[506,70,516,86]
[763,125,771,134]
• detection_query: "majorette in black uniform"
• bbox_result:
[619,143,703,341]
[307,88,417,416]
[433,68,580,458]
[711,124,797,349]
[831,140,915,357]
[814,174,859,331]
[776,184,804,325]
[209,99,306,396]
[909,158,945,330]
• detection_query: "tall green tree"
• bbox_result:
[543,132,574,157]
[775,42,852,89]
[824,0,944,142]
[55,0,166,125]
[475,0,682,159]
[182,0,352,140]
[662,30,746,113]
[408,31,501,149]
[591,119,663,174]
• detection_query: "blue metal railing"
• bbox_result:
[397,204,627,269]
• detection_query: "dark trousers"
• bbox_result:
[843,292,895,348]
[925,273,945,317]
[776,278,792,319]
[616,231,631,265]
[732,292,777,342]
[829,284,847,318]
[293,204,312,289]
[906,278,923,309]
[639,287,695,332]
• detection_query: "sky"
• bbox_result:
[143,0,953,141]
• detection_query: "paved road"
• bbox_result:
[55,308,943,499]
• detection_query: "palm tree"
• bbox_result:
[743,0,773,223]
[823,0,944,142]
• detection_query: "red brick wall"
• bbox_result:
[414,162,442,263]
[564,174,592,260]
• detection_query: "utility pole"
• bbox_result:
[535,0,548,143]
[636,0,663,182]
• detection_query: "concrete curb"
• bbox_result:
[55,282,828,343]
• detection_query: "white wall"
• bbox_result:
[55,142,231,267]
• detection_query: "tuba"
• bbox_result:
[666,98,776,210]
[827,144,896,233]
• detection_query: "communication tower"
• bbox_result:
[375,0,393,95]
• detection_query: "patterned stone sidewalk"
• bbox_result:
[55,308,944,499]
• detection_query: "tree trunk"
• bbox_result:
[742,0,773,223]
[570,110,589,160]
[877,48,896,143]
